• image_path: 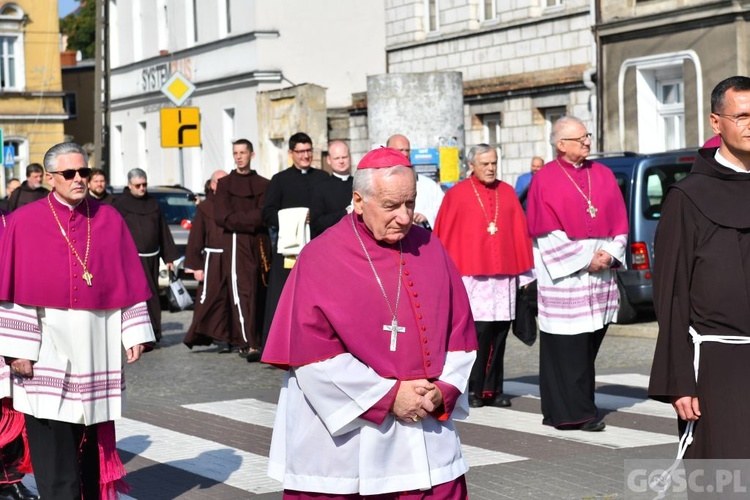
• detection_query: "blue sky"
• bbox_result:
[59,0,79,17]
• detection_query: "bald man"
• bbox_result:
[310,140,354,237]
[184,170,235,350]
[387,134,444,229]
[515,156,544,197]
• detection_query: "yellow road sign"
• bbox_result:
[160,107,200,148]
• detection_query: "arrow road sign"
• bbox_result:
[160,107,201,148]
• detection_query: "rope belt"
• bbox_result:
[230,233,248,342]
[199,248,223,304]
[138,247,160,258]
[651,327,750,498]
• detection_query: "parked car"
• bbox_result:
[593,150,695,322]
[520,149,696,323]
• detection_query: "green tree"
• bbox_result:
[60,1,96,60]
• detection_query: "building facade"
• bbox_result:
[384,0,597,183]
[596,0,750,153]
[0,0,66,188]
[108,0,385,190]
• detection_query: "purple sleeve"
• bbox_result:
[359,381,400,425]
[433,380,460,420]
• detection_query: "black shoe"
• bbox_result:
[580,418,606,432]
[217,342,231,354]
[0,482,39,500]
[245,349,262,363]
[468,394,484,408]
[488,395,512,408]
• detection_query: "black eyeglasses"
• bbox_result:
[292,148,313,155]
[50,168,92,180]
[560,133,592,145]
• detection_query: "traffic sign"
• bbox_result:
[160,107,200,148]
[3,145,15,167]
[160,71,196,106]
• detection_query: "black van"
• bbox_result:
[594,150,696,322]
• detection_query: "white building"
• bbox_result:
[385,0,597,183]
[108,0,385,189]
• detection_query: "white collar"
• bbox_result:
[332,172,350,181]
[715,150,750,173]
[52,191,85,208]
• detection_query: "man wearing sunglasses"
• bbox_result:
[0,142,155,499]
[7,164,47,212]
[114,168,179,343]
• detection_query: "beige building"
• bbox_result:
[0,1,66,187]
[596,0,750,153]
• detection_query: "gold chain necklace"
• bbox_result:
[47,194,94,286]
[556,158,598,218]
[469,176,499,235]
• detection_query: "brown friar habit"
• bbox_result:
[214,170,270,350]
[113,188,178,341]
[649,148,750,458]
[183,193,232,348]
[7,181,48,211]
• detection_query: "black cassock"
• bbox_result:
[114,189,178,341]
[261,166,328,343]
[310,174,353,238]
[649,149,750,458]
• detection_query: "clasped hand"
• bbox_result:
[392,379,443,423]
[587,250,613,273]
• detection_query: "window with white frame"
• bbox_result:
[635,64,685,153]
[481,0,496,21]
[426,0,439,32]
[138,121,148,169]
[0,36,22,90]
[223,108,235,167]
[657,79,685,150]
[545,0,563,7]
[481,113,501,149]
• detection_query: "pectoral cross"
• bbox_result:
[383,318,406,352]
[82,271,93,287]
[586,201,598,219]
[487,222,498,235]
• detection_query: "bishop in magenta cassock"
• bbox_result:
[0,143,155,500]
[526,117,628,432]
[262,147,477,499]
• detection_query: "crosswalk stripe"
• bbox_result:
[596,373,650,389]
[504,380,676,419]
[116,417,281,494]
[464,407,674,449]
[184,399,528,467]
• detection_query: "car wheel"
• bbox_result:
[616,278,639,324]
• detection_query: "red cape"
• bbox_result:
[433,177,533,276]
[262,213,477,378]
[0,194,151,310]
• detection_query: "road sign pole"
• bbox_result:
[178,147,185,187]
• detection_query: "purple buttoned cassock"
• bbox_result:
[262,212,477,421]
[0,193,151,309]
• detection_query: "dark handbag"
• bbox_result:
[512,285,537,346]
[167,270,194,312]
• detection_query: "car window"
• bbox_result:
[153,193,197,224]
[641,165,691,220]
